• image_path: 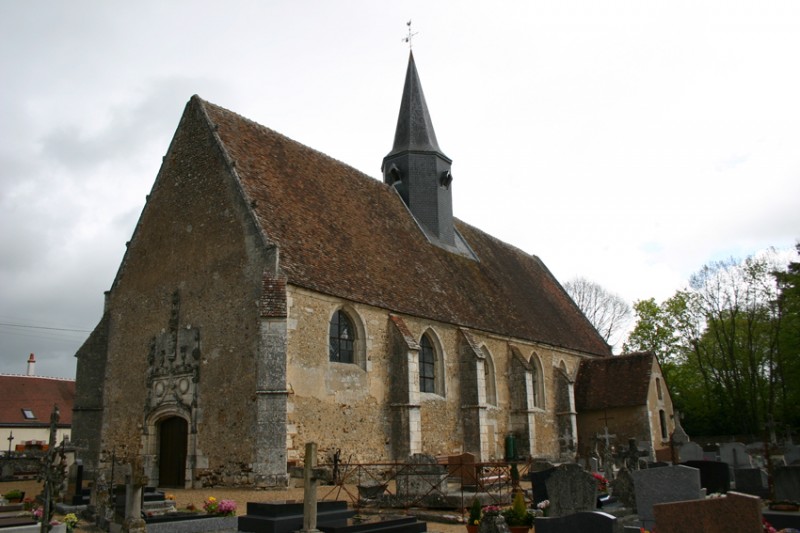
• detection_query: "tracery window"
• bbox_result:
[329,310,355,364]
[483,347,497,406]
[419,334,436,393]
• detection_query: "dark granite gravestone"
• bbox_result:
[632,464,702,529]
[544,463,597,517]
[682,460,730,494]
[238,500,354,533]
[653,491,762,533]
[762,509,800,531]
[774,465,800,501]
[530,467,556,505]
[319,515,426,533]
[785,444,800,466]
[533,511,619,533]
[647,461,670,468]
[734,468,768,498]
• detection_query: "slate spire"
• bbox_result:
[383,51,455,247]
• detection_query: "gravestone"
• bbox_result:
[676,441,703,462]
[774,465,800,501]
[238,501,354,533]
[396,454,446,500]
[609,467,636,511]
[682,460,730,494]
[544,463,597,518]
[534,511,619,533]
[632,465,702,529]
[530,466,556,505]
[784,445,800,466]
[719,442,751,469]
[448,452,477,489]
[653,491,762,533]
[734,468,769,498]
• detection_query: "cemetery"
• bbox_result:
[3,421,800,533]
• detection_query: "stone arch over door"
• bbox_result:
[142,406,195,488]
[159,416,188,487]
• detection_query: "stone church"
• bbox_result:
[73,52,615,489]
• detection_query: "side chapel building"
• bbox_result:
[73,53,618,488]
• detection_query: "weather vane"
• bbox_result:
[402,20,418,49]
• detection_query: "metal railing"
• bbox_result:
[317,459,533,514]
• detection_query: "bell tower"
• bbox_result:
[382,52,455,247]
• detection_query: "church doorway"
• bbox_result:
[158,416,187,487]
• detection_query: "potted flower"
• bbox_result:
[502,491,534,533]
[592,472,609,508]
[203,496,237,516]
[536,499,550,517]
[64,512,79,533]
[467,498,482,533]
[3,489,24,503]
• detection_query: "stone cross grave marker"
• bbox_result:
[653,490,763,533]
[300,442,329,533]
[544,463,597,517]
[632,464,702,530]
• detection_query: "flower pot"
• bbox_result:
[467,525,479,533]
[509,526,529,533]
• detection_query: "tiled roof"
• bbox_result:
[574,352,655,411]
[0,375,75,426]
[195,97,611,357]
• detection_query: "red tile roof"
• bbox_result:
[574,352,655,411]
[195,97,611,357]
[0,375,75,426]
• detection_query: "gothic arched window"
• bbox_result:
[420,334,435,393]
[329,310,355,364]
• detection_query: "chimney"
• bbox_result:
[27,353,36,376]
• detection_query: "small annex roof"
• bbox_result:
[574,351,657,411]
[190,96,610,356]
[0,375,75,426]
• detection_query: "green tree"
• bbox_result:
[774,244,800,430]
[624,249,798,436]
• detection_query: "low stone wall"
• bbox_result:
[0,457,42,481]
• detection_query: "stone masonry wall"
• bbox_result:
[98,100,272,486]
[285,285,586,464]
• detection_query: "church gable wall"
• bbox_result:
[100,101,271,485]
[645,357,674,452]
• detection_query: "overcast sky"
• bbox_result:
[1,1,798,379]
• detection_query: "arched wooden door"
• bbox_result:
[158,416,187,487]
